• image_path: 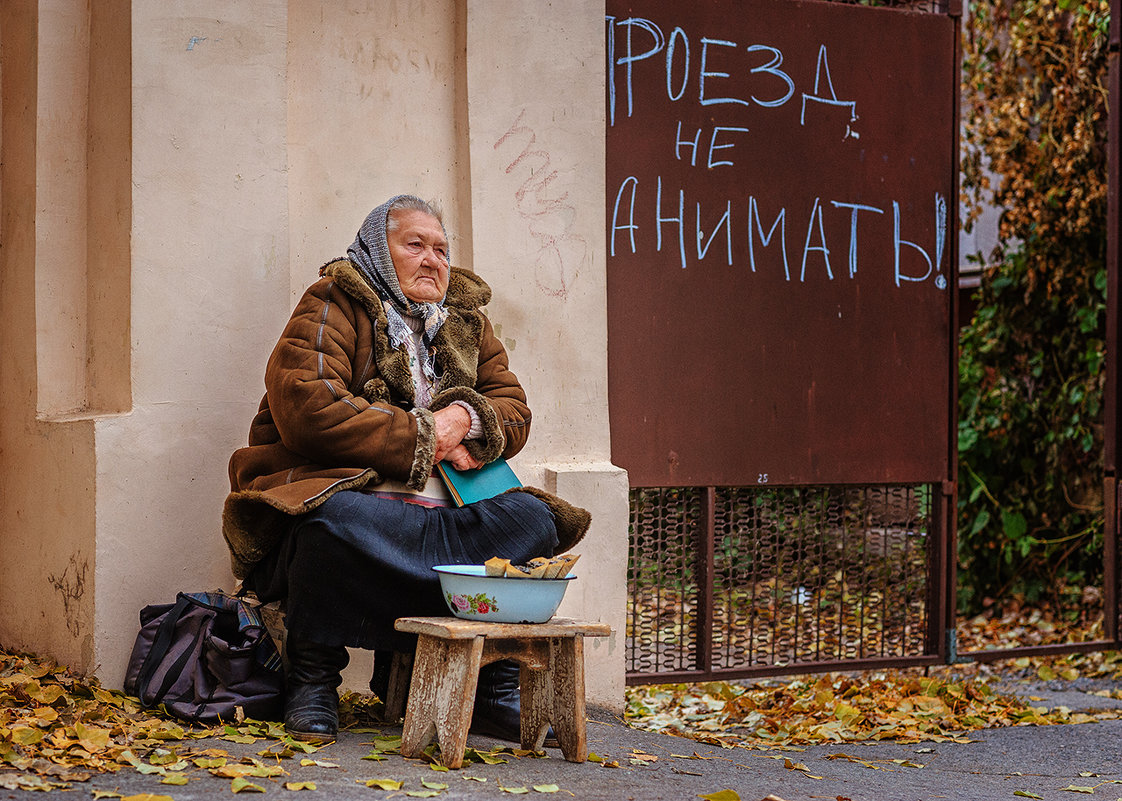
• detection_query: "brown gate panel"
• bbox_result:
[607,1,957,487]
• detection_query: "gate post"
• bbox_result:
[1107,0,1120,644]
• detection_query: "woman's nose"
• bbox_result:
[421,247,446,268]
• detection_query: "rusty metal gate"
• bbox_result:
[608,0,1122,684]
[627,484,938,681]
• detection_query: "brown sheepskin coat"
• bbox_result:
[222,258,587,579]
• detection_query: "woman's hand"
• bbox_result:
[432,405,472,462]
[443,444,482,471]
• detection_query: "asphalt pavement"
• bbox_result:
[65,679,1122,801]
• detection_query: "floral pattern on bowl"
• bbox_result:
[446,591,499,616]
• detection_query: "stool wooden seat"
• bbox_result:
[393,616,611,769]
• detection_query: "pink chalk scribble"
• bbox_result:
[493,109,588,300]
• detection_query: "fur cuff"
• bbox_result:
[508,486,592,554]
[430,387,505,464]
[409,408,437,490]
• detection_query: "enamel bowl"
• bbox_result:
[432,564,575,623]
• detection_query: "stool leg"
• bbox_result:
[549,636,587,763]
[517,642,553,751]
[383,650,413,722]
[400,635,483,769]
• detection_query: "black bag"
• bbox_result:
[124,591,284,724]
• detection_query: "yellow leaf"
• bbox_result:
[29,685,66,705]
[159,774,189,786]
[533,784,561,793]
[421,781,448,789]
[147,750,180,766]
[223,734,257,745]
[500,787,530,795]
[1014,792,1044,799]
[698,792,741,801]
[1060,786,1095,794]
[121,796,176,801]
[285,782,317,791]
[358,779,403,790]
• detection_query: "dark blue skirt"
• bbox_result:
[246,489,558,651]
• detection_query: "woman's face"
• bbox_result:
[386,209,450,304]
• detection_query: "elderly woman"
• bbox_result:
[222,195,589,742]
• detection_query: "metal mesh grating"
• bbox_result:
[627,488,704,674]
[628,485,934,680]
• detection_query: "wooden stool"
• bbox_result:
[393,616,611,769]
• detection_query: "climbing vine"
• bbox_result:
[958,0,1110,614]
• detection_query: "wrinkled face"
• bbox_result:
[386,209,450,304]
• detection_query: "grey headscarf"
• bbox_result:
[346,195,450,357]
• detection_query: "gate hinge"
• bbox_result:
[946,628,974,664]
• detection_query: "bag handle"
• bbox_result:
[133,594,197,706]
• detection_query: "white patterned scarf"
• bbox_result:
[346,195,449,389]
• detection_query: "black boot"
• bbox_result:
[470,659,523,742]
[284,638,349,742]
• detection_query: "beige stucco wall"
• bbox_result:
[0,0,625,710]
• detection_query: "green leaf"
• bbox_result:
[533,785,561,793]
[231,777,266,793]
[1014,791,1044,799]
[1002,509,1028,540]
[421,781,448,790]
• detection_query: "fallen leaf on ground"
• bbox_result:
[358,778,403,790]
[230,776,266,793]
[698,791,740,801]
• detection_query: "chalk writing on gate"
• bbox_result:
[605,14,947,291]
